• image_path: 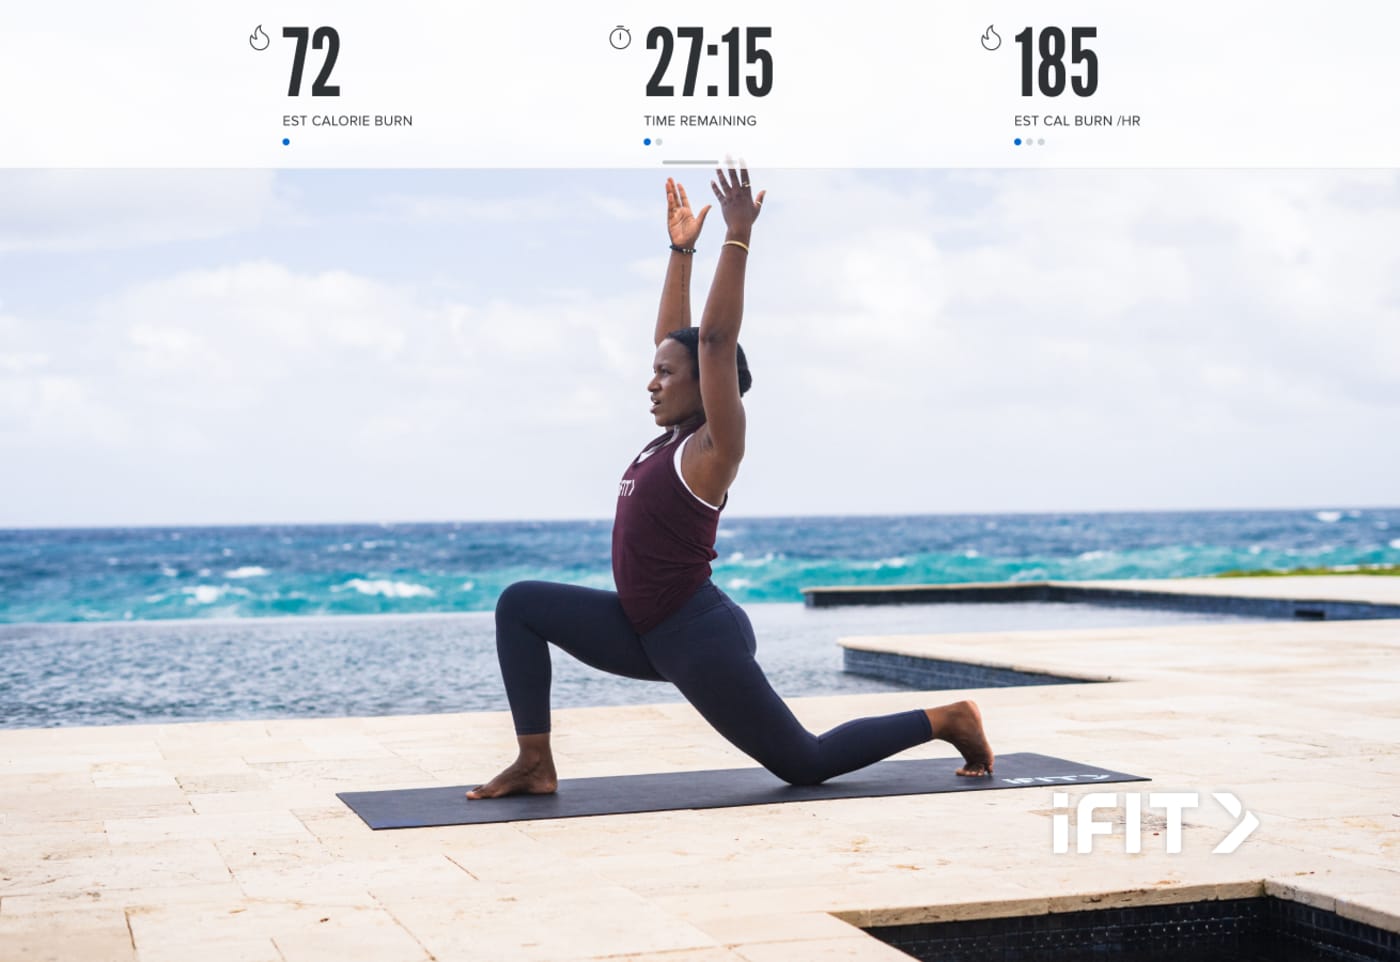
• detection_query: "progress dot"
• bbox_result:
[1014,138,1022,145]
[1038,138,1045,145]
[644,138,652,146]
[282,138,290,146]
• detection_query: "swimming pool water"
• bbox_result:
[0,601,1271,729]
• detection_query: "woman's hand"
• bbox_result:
[667,178,710,249]
[711,162,765,239]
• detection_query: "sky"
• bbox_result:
[1,168,1397,527]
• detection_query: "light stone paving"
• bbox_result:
[2,576,1398,961]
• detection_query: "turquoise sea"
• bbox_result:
[3,508,1396,624]
[2,508,1396,728]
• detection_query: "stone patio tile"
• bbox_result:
[1264,863,1400,912]
[835,894,1054,928]
[0,839,231,899]
[187,787,350,816]
[293,810,491,860]
[2,785,192,825]
[0,905,135,962]
[1211,779,1399,820]
[0,772,98,794]
[89,762,180,788]
[163,756,260,777]
[268,903,432,962]
[376,881,719,961]
[247,756,436,787]
[262,717,371,737]
[651,884,872,921]
[3,580,1400,961]
[125,905,283,962]
[563,949,742,962]
[0,829,111,861]
[0,745,164,777]
[1337,889,1400,932]
[212,836,334,873]
[439,823,621,884]
[232,853,472,905]
[176,771,272,794]
[110,880,250,911]
[687,910,870,945]
[164,738,316,765]
[733,935,916,961]
[104,810,315,845]
[1263,815,1400,864]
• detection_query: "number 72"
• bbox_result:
[284,26,341,97]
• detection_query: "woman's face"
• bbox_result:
[647,338,703,426]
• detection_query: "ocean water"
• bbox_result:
[2,508,1394,728]
[2,508,1397,625]
[0,601,1266,729]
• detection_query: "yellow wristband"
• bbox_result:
[723,239,750,252]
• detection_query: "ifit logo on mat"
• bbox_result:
[1051,791,1260,855]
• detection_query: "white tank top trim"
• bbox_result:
[674,433,723,511]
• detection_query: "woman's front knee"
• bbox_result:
[495,580,544,619]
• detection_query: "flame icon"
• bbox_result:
[981,25,1001,51]
[249,25,270,51]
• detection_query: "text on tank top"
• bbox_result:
[611,427,724,633]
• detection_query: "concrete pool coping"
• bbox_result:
[2,575,1398,960]
[803,574,1400,620]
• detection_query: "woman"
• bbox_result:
[468,167,993,799]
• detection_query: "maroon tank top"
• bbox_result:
[612,427,723,633]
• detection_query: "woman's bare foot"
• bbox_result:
[925,700,995,776]
[466,734,558,799]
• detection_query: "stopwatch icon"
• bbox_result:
[609,26,631,50]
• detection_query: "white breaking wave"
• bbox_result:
[1390,539,1400,550]
[182,585,251,605]
[460,580,476,591]
[336,578,436,599]
[1314,511,1342,523]
[726,578,752,590]
[1077,550,1109,561]
[225,566,269,579]
[160,565,179,577]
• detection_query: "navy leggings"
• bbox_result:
[493,579,933,786]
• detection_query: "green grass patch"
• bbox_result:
[1215,564,1400,578]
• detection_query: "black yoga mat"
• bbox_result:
[338,752,1147,829]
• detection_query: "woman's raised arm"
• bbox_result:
[654,178,710,347]
[694,164,764,465]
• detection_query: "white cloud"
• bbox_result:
[2,169,1397,524]
[0,171,283,252]
[370,189,649,225]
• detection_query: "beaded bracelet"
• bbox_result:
[669,243,696,255]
